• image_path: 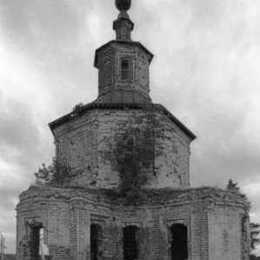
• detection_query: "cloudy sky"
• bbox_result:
[0,0,260,254]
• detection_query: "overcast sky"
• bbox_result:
[0,0,260,254]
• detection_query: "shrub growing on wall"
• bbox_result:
[35,158,75,187]
[113,119,155,201]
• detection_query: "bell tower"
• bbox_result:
[94,0,153,103]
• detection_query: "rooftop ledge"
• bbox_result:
[18,185,249,209]
[49,102,196,140]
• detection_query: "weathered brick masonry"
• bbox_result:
[51,104,192,189]
[17,186,249,260]
[16,1,251,259]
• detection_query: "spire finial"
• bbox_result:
[115,0,131,13]
[113,0,134,41]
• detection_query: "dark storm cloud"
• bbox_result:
[0,0,117,114]
[0,0,115,58]
[0,97,43,168]
[1,0,84,51]
[0,185,19,216]
[0,100,39,151]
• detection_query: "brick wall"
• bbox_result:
[95,42,151,103]
[16,186,250,260]
[208,207,247,260]
[53,108,191,190]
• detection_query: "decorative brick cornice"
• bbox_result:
[18,185,249,211]
[49,102,196,140]
[94,40,153,68]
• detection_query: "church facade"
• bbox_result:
[16,1,250,260]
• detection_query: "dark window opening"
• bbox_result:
[241,216,247,240]
[28,223,45,260]
[91,224,102,260]
[121,59,132,81]
[123,226,138,260]
[170,224,188,260]
[241,216,249,258]
[30,226,40,260]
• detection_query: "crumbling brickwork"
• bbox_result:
[17,186,250,260]
[95,41,153,103]
[16,1,251,259]
[52,105,192,190]
[208,207,243,259]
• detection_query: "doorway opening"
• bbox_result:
[30,225,41,260]
[170,224,188,260]
[90,224,102,260]
[123,225,139,260]
[28,222,50,260]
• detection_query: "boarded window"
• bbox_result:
[123,226,138,260]
[91,224,102,260]
[121,59,132,81]
[170,224,188,260]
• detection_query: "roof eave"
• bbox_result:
[94,40,154,68]
[49,103,196,141]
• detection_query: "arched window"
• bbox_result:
[30,226,41,260]
[121,58,132,81]
[27,221,44,260]
[241,216,249,258]
[91,224,102,260]
[123,225,139,260]
[170,224,188,260]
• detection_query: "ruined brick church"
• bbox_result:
[16,0,251,259]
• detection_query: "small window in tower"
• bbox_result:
[121,58,132,81]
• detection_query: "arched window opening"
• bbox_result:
[121,59,132,81]
[30,226,41,260]
[241,216,249,258]
[39,228,50,260]
[91,224,102,260]
[28,222,47,260]
[170,224,188,260]
[123,225,139,260]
